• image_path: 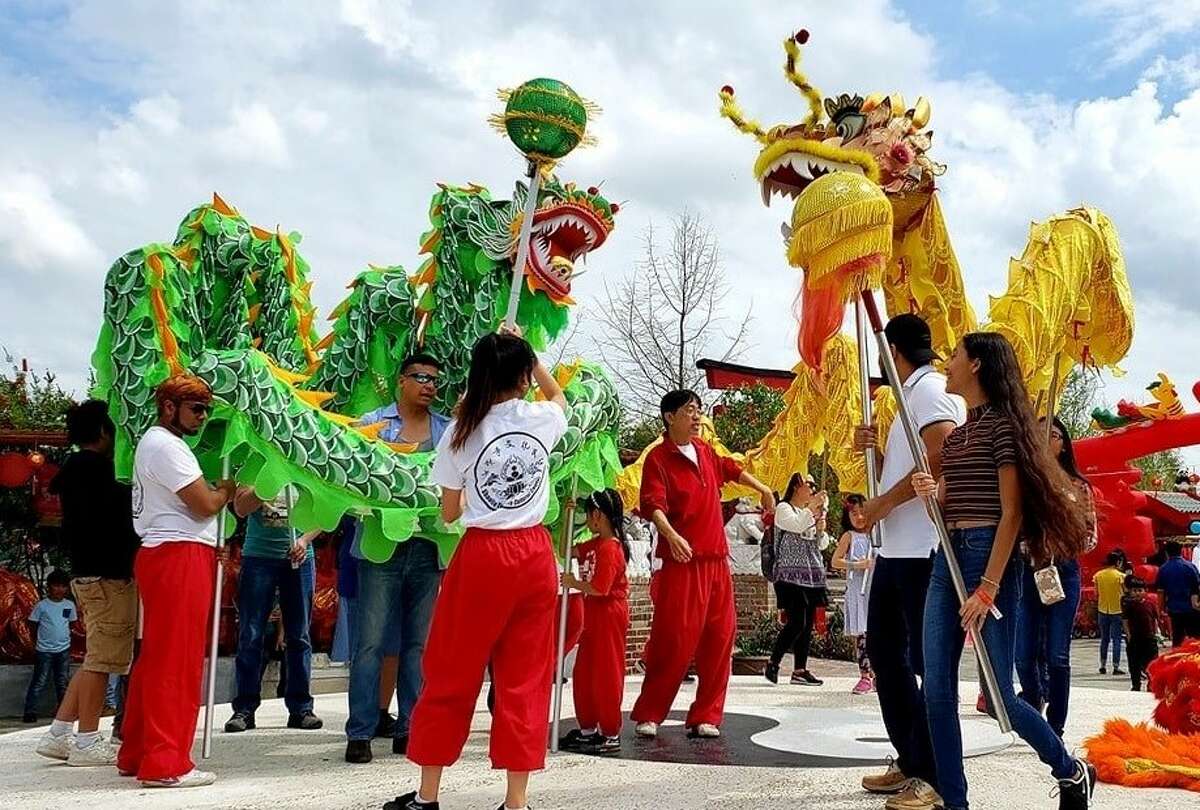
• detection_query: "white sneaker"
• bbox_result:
[141,769,217,788]
[634,721,658,738]
[35,732,71,761]
[67,737,118,767]
[691,723,720,738]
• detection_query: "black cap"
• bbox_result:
[884,313,939,366]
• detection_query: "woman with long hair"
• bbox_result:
[387,327,567,810]
[911,333,1095,810]
[1013,415,1095,738]
[763,472,829,687]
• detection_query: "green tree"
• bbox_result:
[713,383,784,455]
[619,414,662,456]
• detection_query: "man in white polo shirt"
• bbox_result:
[117,375,235,790]
[853,314,965,810]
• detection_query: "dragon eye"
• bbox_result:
[835,113,866,142]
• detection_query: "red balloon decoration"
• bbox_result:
[0,452,33,488]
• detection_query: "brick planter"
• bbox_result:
[731,654,771,676]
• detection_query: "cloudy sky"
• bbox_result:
[2,0,1198,465]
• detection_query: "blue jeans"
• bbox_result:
[345,538,442,741]
[232,555,315,716]
[1014,558,1080,737]
[924,528,1074,809]
[24,650,70,716]
[1098,612,1124,669]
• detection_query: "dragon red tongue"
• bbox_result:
[796,283,843,375]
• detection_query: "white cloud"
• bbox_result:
[0,170,104,271]
[1143,52,1200,90]
[1083,0,1200,68]
[213,102,291,167]
[131,94,181,134]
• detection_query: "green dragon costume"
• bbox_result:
[92,177,621,564]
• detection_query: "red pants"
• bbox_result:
[562,592,584,656]
[117,542,215,781]
[408,526,557,771]
[572,598,629,736]
[631,558,734,728]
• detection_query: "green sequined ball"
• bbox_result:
[498,78,590,161]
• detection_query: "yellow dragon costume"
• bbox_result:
[618,27,1133,504]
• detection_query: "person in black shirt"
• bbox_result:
[1121,576,1161,691]
[34,400,140,767]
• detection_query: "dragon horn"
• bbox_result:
[718,85,770,143]
[783,30,824,130]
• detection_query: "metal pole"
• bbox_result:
[504,160,543,329]
[855,299,883,595]
[550,476,579,752]
[860,292,1013,733]
[285,485,300,570]
[202,455,232,758]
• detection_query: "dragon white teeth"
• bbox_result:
[761,182,771,206]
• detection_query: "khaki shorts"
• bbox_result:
[72,577,138,674]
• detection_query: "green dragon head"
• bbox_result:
[718,29,944,234]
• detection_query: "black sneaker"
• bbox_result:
[392,735,408,755]
[346,739,373,764]
[790,669,823,686]
[1057,757,1096,809]
[591,734,621,754]
[224,711,255,733]
[375,710,396,738]
[287,711,323,730]
[383,791,438,810]
[764,661,780,684]
[1098,666,1106,674]
[559,729,602,751]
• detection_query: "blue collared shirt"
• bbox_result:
[350,404,450,564]
[355,403,451,448]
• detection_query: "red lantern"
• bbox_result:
[0,452,33,488]
[1135,564,1159,587]
[32,461,58,484]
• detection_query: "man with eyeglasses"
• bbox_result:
[344,353,450,764]
[118,375,235,789]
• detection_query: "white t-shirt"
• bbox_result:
[877,365,966,558]
[677,442,698,465]
[131,426,218,547]
[431,399,569,530]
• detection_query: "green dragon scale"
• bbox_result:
[92,179,620,563]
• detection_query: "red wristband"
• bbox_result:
[975,588,995,607]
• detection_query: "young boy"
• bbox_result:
[1121,575,1161,692]
[24,571,77,722]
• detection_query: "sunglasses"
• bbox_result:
[405,372,439,386]
[180,401,211,417]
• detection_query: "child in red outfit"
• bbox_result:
[387,328,568,810]
[559,488,631,754]
[631,390,775,739]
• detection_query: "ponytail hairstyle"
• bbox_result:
[841,493,865,534]
[451,332,537,451]
[586,488,632,562]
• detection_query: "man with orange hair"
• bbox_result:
[117,375,236,789]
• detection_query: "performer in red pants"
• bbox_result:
[387,329,569,810]
[631,390,775,739]
[117,375,235,788]
[560,488,631,753]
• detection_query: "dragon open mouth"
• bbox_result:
[760,152,866,206]
[527,201,610,302]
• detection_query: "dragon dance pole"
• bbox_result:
[854,299,882,596]
[859,292,1013,734]
[504,160,543,330]
[550,475,579,753]
[202,455,232,759]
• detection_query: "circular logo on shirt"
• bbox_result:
[130,473,145,520]
[473,431,549,511]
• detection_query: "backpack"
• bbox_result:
[759,520,776,581]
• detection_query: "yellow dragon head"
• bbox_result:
[719,29,944,236]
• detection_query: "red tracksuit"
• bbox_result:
[408,526,557,771]
[632,439,741,728]
[571,538,629,736]
[117,542,215,781]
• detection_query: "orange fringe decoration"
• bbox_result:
[1148,640,1200,735]
[1085,719,1200,791]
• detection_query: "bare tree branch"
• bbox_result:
[592,209,753,420]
